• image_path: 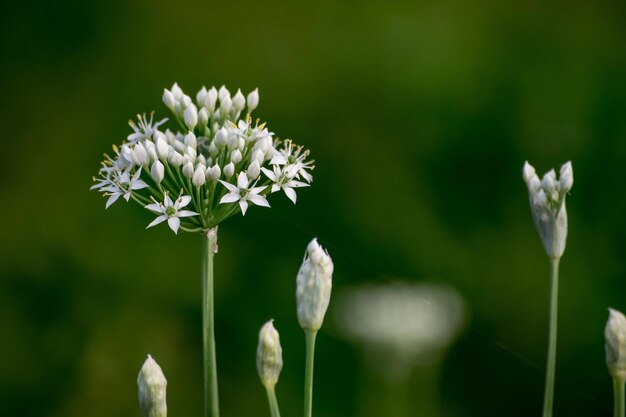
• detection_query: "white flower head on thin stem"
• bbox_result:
[219,172,269,215]
[296,239,334,332]
[145,193,198,234]
[523,161,573,259]
[137,354,167,417]
[93,83,315,233]
[256,320,283,389]
[606,308,626,381]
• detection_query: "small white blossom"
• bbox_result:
[145,193,198,234]
[127,113,167,143]
[262,165,309,204]
[219,172,269,215]
[523,161,573,259]
[102,168,148,209]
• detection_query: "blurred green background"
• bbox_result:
[2,0,626,416]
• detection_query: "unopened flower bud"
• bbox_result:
[296,239,334,331]
[230,149,242,164]
[198,108,209,128]
[247,160,260,180]
[137,355,167,417]
[233,89,245,111]
[206,87,218,112]
[247,88,259,112]
[132,143,150,167]
[151,161,165,183]
[560,162,573,192]
[193,166,206,187]
[251,150,265,164]
[224,162,235,178]
[171,82,183,100]
[208,164,221,181]
[196,86,207,106]
[184,105,198,131]
[163,89,176,111]
[184,132,197,148]
[606,308,626,381]
[182,161,194,178]
[227,134,239,151]
[220,96,232,115]
[257,320,283,389]
[168,151,184,168]
[218,85,230,102]
[215,127,228,147]
[155,137,169,161]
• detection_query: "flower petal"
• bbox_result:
[105,194,120,209]
[219,180,239,193]
[147,215,167,228]
[284,187,297,204]
[145,203,163,213]
[220,193,240,204]
[239,200,249,215]
[177,210,198,218]
[248,194,270,208]
[237,172,249,189]
[167,217,180,234]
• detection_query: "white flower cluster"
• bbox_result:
[523,161,573,259]
[92,84,314,234]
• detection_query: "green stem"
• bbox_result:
[304,329,317,417]
[614,378,625,417]
[202,228,219,417]
[265,386,281,417]
[542,257,560,417]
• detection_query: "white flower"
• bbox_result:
[102,168,148,209]
[270,140,314,183]
[145,193,198,234]
[523,161,573,259]
[230,118,273,143]
[261,165,309,203]
[219,172,269,215]
[127,113,168,143]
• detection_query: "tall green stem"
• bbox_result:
[265,386,281,417]
[202,228,219,417]
[304,330,317,417]
[542,257,560,417]
[614,378,625,417]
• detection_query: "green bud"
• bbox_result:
[137,354,167,417]
[606,308,626,381]
[257,320,283,389]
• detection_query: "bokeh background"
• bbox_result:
[2,0,626,416]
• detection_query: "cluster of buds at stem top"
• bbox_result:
[606,308,626,381]
[92,83,314,234]
[137,355,167,417]
[257,320,283,389]
[296,239,334,332]
[522,161,573,259]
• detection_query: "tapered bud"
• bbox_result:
[182,161,194,178]
[171,83,183,100]
[247,160,260,180]
[218,85,230,101]
[162,90,176,111]
[137,355,167,417]
[192,166,206,187]
[184,105,198,131]
[155,136,169,161]
[184,132,197,148]
[233,89,246,111]
[247,88,259,112]
[168,151,184,168]
[224,162,235,178]
[208,164,221,181]
[296,239,334,331]
[132,143,150,167]
[151,161,165,183]
[215,127,228,147]
[230,149,242,164]
[196,86,207,106]
[198,108,209,128]
[220,96,232,114]
[257,320,283,389]
[206,87,218,111]
[606,308,626,381]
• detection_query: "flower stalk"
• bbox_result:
[203,227,219,417]
[542,257,559,417]
[304,329,317,417]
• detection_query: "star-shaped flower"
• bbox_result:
[128,112,168,143]
[219,172,270,215]
[261,165,309,203]
[145,193,198,234]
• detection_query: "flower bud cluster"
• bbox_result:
[522,161,573,259]
[92,84,314,234]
